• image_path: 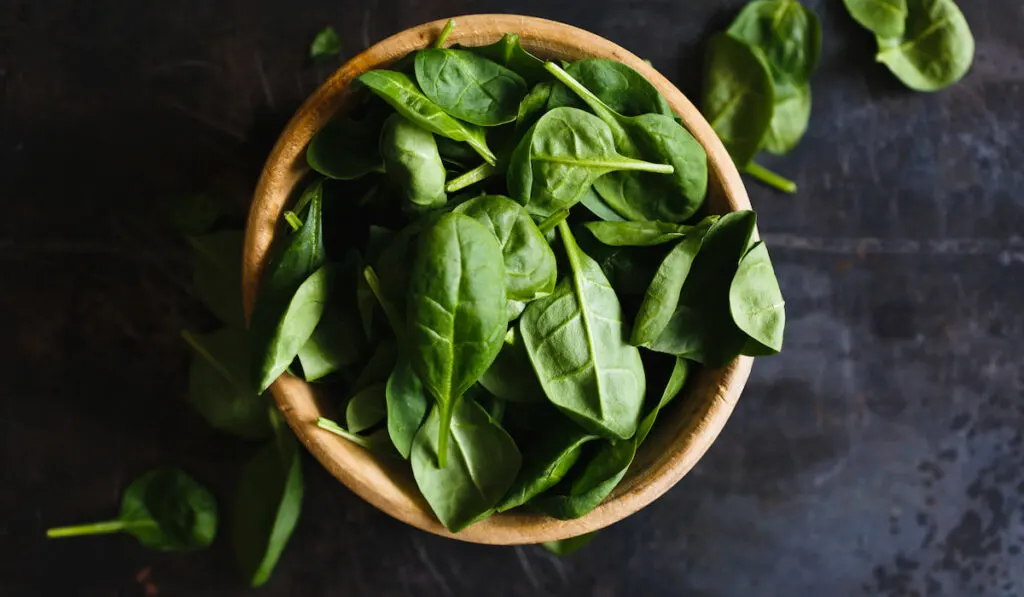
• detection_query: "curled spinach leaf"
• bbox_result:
[407,213,507,466]
[543,532,596,555]
[46,468,217,550]
[411,399,521,532]
[873,0,974,92]
[729,241,786,353]
[307,112,387,180]
[520,221,646,440]
[454,194,557,301]
[584,216,717,247]
[507,107,674,218]
[356,70,496,165]
[415,49,528,126]
[496,426,598,512]
[380,113,447,211]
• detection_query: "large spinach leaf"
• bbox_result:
[356,70,496,164]
[702,34,774,167]
[415,49,528,126]
[407,213,507,466]
[411,399,521,532]
[520,221,646,439]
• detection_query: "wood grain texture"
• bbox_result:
[242,14,754,545]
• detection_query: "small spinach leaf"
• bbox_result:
[464,33,549,86]
[726,0,822,83]
[496,426,598,512]
[407,213,507,466]
[583,216,717,247]
[307,113,387,180]
[356,70,496,164]
[843,0,907,39]
[346,383,388,433]
[520,221,646,439]
[874,0,974,92]
[380,113,447,210]
[46,468,217,551]
[411,399,521,532]
[415,49,528,126]
[547,58,673,117]
[479,325,544,403]
[729,241,786,353]
[309,26,342,60]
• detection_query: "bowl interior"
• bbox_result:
[243,14,753,545]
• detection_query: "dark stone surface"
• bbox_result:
[2,1,1022,595]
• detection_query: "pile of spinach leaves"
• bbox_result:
[249,19,786,535]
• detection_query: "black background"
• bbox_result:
[2,1,1022,596]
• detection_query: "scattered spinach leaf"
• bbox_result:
[309,27,342,60]
[542,532,596,555]
[873,0,974,92]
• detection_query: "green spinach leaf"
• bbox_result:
[46,468,217,551]
[407,213,507,466]
[843,0,907,39]
[464,33,549,86]
[547,58,673,117]
[411,399,521,532]
[415,49,528,126]
[307,113,386,180]
[309,26,342,60]
[478,325,544,403]
[496,426,597,511]
[542,532,596,555]
[727,0,821,83]
[730,241,786,353]
[584,216,717,247]
[702,34,774,168]
[346,383,388,433]
[380,113,447,210]
[874,0,974,92]
[520,221,646,439]
[357,70,496,164]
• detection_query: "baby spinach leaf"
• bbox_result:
[183,328,271,439]
[515,82,553,134]
[415,49,528,126]
[645,211,757,366]
[380,113,447,211]
[47,468,217,551]
[309,26,342,60]
[356,70,496,165]
[702,34,774,168]
[874,0,974,92]
[520,221,646,440]
[479,325,544,403]
[307,113,386,180]
[496,426,598,512]
[843,0,907,39]
[729,241,786,353]
[232,422,304,587]
[189,230,245,328]
[584,216,718,247]
[542,532,596,555]
[464,33,549,86]
[630,223,713,346]
[727,0,822,83]
[297,307,364,382]
[454,195,557,301]
[579,187,625,222]
[346,383,387,433]
[352,339,398,393]
[407,213,507,466]
[762,81,811,155]
[507,107,674,218]
[249,182,326,392]
[547,58,673,117]
[411,399,521,532]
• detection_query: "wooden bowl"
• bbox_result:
[242,14,753,545]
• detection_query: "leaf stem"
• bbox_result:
[436,400,454,468]
[743,162,797,193]
[316,417,374,449]
[362,266,405,339]
[618,157,674,174]
[434,19,455,48]
[283,211,303,231]
[47,519,128,538]
[543,62,616,123]
[445,163,497,193]
[536,210,569,235]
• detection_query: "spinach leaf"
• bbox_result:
[545,63,708,223]
[380,114,447,211]
[415,49,528,126]
[464,33,549,86]
[520,221,646,439]
[730,241,786,353]
[407,213,507,466]
[843,0,907,39]
[436,136,480,169]
[496,426,598,512]
[46,468,217,551]
[515,82,553,134]
[352,338,398,392]
[645,211,757,366]
[479,326,544,403]
[356,70,497,165]
[873,0,974,92]
[454,195,557,301]
[507,107,674,218]
[584,216,718,247]
[309,26,342,60]
[542,532,596,555]
[547,58,673,117]
[630,222,713,346]
[702,34,774,168]
[183,328,271,439]
[411,399,521,532]
[727,0,821,83]
[579,187,626,222]
[249,182,326,392]
[534,358,689,519]
[189,230,245,328]
[297,254,365,381]
[317,416,397,454]
[307,113,386,180]
[232,421,304,587]
[346,383,387,433]
[762,81,811,155]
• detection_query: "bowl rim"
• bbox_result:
[243,14,754,545]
